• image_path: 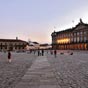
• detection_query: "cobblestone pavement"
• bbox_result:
[47,51,88,88]
[15,56,60,88]
[15,51,88,88]
[0,52,36,88]
[0,51,88,88]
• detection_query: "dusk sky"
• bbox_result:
[0,0,88,43]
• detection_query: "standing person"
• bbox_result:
[38,49,40,56]
[54,50,57,58]
[8,50,12,63]
[42,49,44,56]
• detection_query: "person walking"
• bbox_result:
[54,50,57,58]
[8,50,12,63]
[42,49,44,56]
[38,49,40,56]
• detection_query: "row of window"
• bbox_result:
[0,46,24,50]
[0,42,26,46]
[0,44,25,46]
[57,31,87,38]
[56,36,87,44]
[71,36,87,42]
[74,31,86,36]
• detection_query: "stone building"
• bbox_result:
[40,44,52,49]
[0,38,28,51]
[51,19,88,50]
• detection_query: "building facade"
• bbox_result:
[51,19,88,50]
[0,39,28,51]
[39,44,52,49]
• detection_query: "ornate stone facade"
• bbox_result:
[51,19,88,50]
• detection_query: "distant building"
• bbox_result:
[31,42,40,49]
[0,38,28,51]
[27,41,40,50]
[27,42,52,50]
[51,19,88,50]
[40,44,52,49]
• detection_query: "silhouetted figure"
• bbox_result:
[54,50,57,58]
[38,50,40,56]
[8,51,12,63]
[42,49,44,56]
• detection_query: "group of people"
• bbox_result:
[38,49,44,56]
[37,49,57,58]
[7,49,57,63]
[50,50,57,58]
[29,49,57,58]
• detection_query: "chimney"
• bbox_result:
[16,37,18,40]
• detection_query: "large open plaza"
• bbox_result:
[0,51,88,88]
[0,0,88,88]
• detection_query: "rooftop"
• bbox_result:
[52,19,88,35]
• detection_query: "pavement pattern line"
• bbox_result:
[15,56,60,88]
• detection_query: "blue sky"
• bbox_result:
[0,0,88,43]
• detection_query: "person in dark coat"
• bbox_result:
[8,51,11,63]
[38,49,40,56]
[54,50,57,58]
[42,49,44,56]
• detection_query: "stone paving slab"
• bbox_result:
[39,85,59,88]
[15,82,39,88]
[15,56,59,88]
